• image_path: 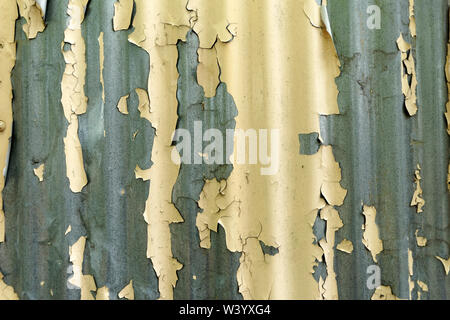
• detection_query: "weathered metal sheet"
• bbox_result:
[0,0,448,300]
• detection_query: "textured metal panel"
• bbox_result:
[0,0,448,300]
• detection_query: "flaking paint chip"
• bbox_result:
[117,94,129,114]
[33,163,44,182]
[362,205,383,263]
[118,280,134,300]
[435,256,450,275]
[336,239,353,254]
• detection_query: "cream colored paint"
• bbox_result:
[96,286,109,300]
[191,0,344,299]
[118,280,134,300]
[68,236,97,300]
[415,229,427,247]
[0,0,18,244]
[408,249,414,300]
[116,94,129,115]
[98,32,105,103]
[362,205,383,263]
[397,34,418,116]
[436,256,450,275]
[33,163,45,182]
[336,239,354,254]
[318,206,343,300]
[127,0,344,299]
[0,272,18,300]
[113,0,134,31]
[17,0,46,39]
[61,0,89,193]
[371,286,401,300]
[411,164,425,213]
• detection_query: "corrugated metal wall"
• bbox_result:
[0,0,448,300]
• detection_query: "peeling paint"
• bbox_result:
[415,229,427,247]
[0,0,18,243]
[191,0,343,299]
[397,34,418,116]
[0,272,18,300]
[113,0,134,31]
[371,286,401,300]
[417,280,428,292]
[410,164,425,213]
[362,205,383,263]
[435,256,450,275]
[408,249,414,299]
[98,31,105,103]
[336,239,353,254]
[61,0,89,193]
[96,286,109,300]
[33,163,45,182]
[118,280,134,300]
[116,94,129,115]
[197,47,220,98]
[17,0,46,39]
[318,205,343,300]
[68,236,97,300]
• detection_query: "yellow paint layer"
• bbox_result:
[336,239,353,254]
[113,0,134,31]
[96,286,109,300]
[411,164,425,213]
[0,0,18,243]
[408,249,414,300]
[371,286,400,300]
[68,236,97,300]
[409,0,416,37]
[61,0,89,193]
[192,0,343,299]
[129,0,344,299]
[197,47,220,98]
[417,280,428,292]
[415,229,427,247]
[318,206,343,300]
[117,94,129,115]
[33,163,45,182]
[362,205,383,263]
[0,272,18,300]
[17,0,45,39]
[98,32,105,103]
[435,256,450,275]
[118,280,134,300]
[128,0,197,300]
[397,34,417,116]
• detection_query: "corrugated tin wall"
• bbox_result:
[0,0,448,300]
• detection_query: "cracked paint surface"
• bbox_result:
[17,0,46,39]
[0,0,448,301]
[113,0,134,31]
[0,0,17,244]
[411,164,425,213]
[191,0,345,299]
[61,0,89,193]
